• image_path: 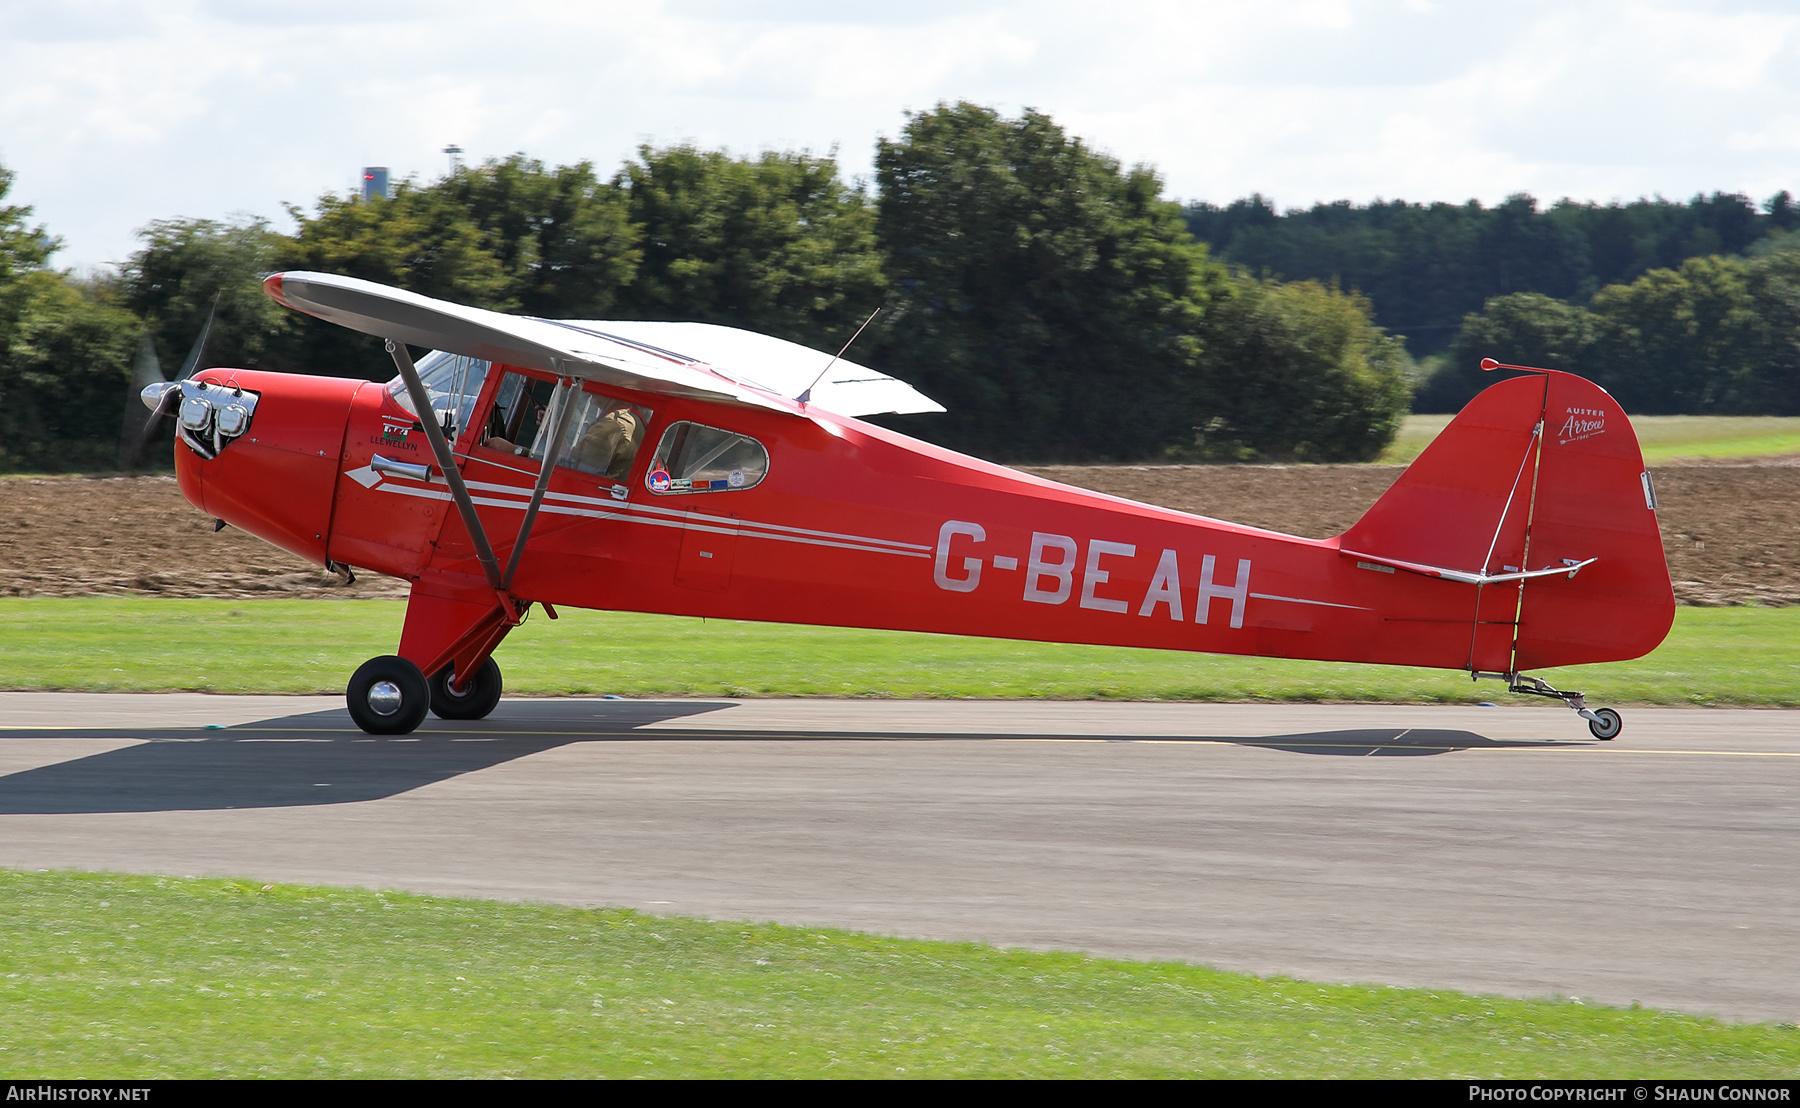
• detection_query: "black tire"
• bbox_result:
[429,657,503,720]
[347,655,430,735]
[1588,707,1622,740]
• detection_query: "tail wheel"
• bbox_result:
[429,658,503,720]
[1588,708,1622,740]
[347,655,430,735]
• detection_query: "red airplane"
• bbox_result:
[145,272,1674,738]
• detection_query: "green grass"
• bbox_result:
[2,870,1793,1079]
[0,599,1792,706]
[1377,414,1800,464]
[1378,415,1456,463]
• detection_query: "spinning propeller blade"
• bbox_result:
[119,295,218,469]
[173,296,217,383]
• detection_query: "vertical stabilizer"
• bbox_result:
[1341,369,1673,671]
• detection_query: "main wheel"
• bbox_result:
[429,658,503,720]
[347,655,430,735]
[1588,707,1622,740]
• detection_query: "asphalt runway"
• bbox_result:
[2,693,1797,1023]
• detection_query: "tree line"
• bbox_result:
[1419,246,1800,414]
[1186,190,1799,357]
[4,102,1794,474]
[1184,191,1800,415]
[0,104,1410,470]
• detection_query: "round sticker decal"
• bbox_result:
[647,468,672,493]
[727,468,746,488]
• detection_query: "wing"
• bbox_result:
[263,272,941,418]
[559,320,944,417]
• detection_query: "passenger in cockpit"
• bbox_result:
[485,399,644,481]
[571,404,644,479]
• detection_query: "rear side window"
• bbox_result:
[646,421,769,494]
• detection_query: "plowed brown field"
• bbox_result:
[2,463,1794,606]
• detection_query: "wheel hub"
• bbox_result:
[367,680,403,716]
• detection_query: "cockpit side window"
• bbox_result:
[554,391,651,480]
[481,372,651,481]
[483,373,556,454]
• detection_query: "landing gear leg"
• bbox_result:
[429,657,503,720]
[347,655,430,735]
[1474,671,1622,739]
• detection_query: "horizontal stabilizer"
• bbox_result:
[1341,549,1596,586]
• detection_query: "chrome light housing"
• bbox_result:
[143,379,261,460]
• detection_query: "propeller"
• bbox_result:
[119,295,218,469]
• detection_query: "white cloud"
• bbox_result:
[0,0,159,43]
[1,0,1796,270]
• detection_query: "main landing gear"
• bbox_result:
[428,658,503,720]
[348,655,430,735]
[1475,671,1623,739]
[346,655,504,734]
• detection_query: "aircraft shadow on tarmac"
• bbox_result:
[0,700,1579,815]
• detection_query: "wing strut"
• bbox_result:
[500,378,579,590]
[387,339,506,594]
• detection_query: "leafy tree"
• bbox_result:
[280,186,511,307]
[275,185,513,379]
[0,162,142,471]
[614,145,885,350]
[1193,278,1412,461]
[872,103,1218,461]
[0,164,56,286]
[434,155,639,319]
[0,270,141,470]
[1765,191,1799,233]
[1742,239,1800,413]
[120,217,290,375]
[1418,293,1597,412]
[1427,246,1800,416]
[1184,189,1792,365]
[1479,194,1592,298]
[1588,254,1762,413]
[1191,197,1501,360]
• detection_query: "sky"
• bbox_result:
[3,0,1799,272]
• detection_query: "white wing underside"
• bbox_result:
[265,271,943,419]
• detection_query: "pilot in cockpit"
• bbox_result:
[484,395,645,481]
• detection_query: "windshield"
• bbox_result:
[387,351,490,440]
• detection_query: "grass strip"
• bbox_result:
[1378,414,1800,464]
[2,869,1794,1079]
[0,600,1792,706]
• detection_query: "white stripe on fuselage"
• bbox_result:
[366,474,932,559]
[351,469,1363,605]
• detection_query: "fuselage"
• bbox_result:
[175,360,1669,677]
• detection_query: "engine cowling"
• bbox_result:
[173,368,361,567]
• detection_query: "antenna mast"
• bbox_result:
[798,307,881,406]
